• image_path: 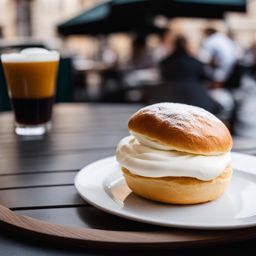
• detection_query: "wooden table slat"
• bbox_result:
[0,133,125,158]
[0,186,86,209]
[0,149,114,175]
[15,206,167,231]
[0,172,76,190]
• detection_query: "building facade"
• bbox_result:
[0,0,256,56]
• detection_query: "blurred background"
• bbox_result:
[1,0,256,137]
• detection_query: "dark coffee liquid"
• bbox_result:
[12,97,54,125]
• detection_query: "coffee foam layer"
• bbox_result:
[1,48,59,63]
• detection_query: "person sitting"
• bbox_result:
[130,35,154,70]
[158,35,222,116]
[198,28,236,120]
[160,35,205,84]
[199,28,238,88]
[152,28,173,63]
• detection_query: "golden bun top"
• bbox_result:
[128,103,232,155]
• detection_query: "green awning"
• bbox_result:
[57,0,246,36]
[59,2,110,27]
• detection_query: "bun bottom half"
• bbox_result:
[122,166,232,205]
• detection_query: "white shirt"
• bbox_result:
[199,33,237,82]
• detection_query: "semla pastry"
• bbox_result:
[116,103,232,204]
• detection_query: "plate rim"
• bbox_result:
[75,152,256,230]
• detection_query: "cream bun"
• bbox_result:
[116,103,233,204]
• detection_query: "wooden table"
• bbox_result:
[0,103,256,255]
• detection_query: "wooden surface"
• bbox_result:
[0,103,256,255]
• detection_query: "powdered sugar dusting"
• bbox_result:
[141,103,222,136]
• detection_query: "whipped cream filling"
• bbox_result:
[130,132,176,151]
[116,136,231,181]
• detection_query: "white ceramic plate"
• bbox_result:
[75,152,256,230]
